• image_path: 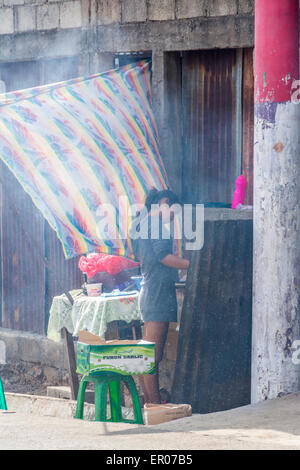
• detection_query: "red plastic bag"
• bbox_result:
[78,253,139,278]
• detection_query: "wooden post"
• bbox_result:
[62,328,79,401]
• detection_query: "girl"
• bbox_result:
[131,188,190,404]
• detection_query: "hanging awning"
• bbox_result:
[0,60,171,259]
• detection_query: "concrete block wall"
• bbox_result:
[0,1,82,33]
[0,1,257,69]
[0,328,69,395]
[0,0,255,35]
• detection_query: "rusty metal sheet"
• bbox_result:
[181,49,243,205]
[171,218,253,413]
[1,164,46,334]
[242,48,254,205]
[0,61,43,332]
[163,52,183,197]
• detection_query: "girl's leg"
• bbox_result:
[141,321,169,404]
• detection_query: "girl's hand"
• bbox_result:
[178,269,187,282]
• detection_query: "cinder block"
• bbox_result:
[90,52,115,74]
[18,336,41,363]
[81,0,90,26]
[37,3,59,30]
[208,0,237,17]
[238,0,254,14]
[15,5,36,32]
[148,0,175,21]
[47,385,95,403]
[97,0,121,25]
[0,340,6,365]
[176,0,206,19]
[121,0,147,23]
[0,7,14,34]
[60,0,82,29]
[40,338,64,368]
[0,333,18,359]
[4,0,24,5]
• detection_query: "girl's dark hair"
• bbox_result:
[144,188,181,212]
[131,188,180,257]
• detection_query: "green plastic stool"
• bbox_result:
[75,371,143,424]
[0,376,7,411]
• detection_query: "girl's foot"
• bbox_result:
[159,388,171,404]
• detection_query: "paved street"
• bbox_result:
[1,392,300,450]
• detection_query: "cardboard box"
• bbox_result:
[144,403,192,425]
[76,331,155,376]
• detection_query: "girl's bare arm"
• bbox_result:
[161,255,190,270]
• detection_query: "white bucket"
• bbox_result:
[86,283,103,297]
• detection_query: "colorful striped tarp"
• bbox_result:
[0,60,177,260]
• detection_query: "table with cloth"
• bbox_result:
[47,289,143,399]
[47,289,142,342]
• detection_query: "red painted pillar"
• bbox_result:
[252,0,300,403]
[255,0,299,104]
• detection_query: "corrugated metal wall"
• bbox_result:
[242,48,254,205]
[164,48,254,206]
[181,49,243,205]
[0,57,83,335]
[1,165,46,332]
[163,52,183,195]
[172,217,253,413]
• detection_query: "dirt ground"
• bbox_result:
[0,362,68,396]
[1,391,300,450]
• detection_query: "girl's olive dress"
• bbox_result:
[132,215,178,323]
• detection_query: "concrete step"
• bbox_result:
[47,386,94,403]
[5,392,136,421]
[6,392,96,420]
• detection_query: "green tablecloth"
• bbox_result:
[47,289,142,342]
